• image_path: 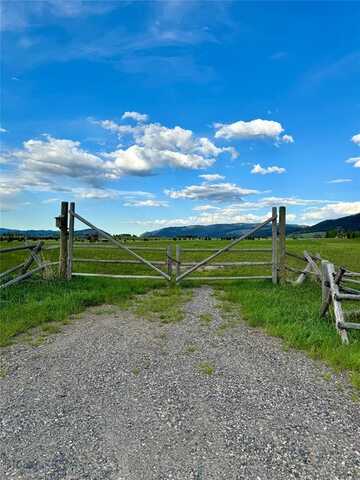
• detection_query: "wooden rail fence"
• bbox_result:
[0,241,58,289]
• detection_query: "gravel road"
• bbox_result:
[1,286,359,480]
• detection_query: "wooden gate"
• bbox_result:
[58,203,286,285]
[59,202,171,282]
[175,207,284,284]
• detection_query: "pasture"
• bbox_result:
[1,237,360,389]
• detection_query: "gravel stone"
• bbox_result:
[0,286,359,479]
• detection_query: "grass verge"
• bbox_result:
[221,281,360,390]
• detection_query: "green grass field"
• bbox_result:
[1,237,360,389]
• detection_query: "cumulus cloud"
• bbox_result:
[351,133,360,146]
[0,127,7,133]
[251,164,286,175]
[199,174,225,181]
[214,118,293,144]
[327,178,352,184]
[123,199,168,207]
[346,157,360,168]
[12,135,106,183]
[193,205,221,211]
[281,134,294,144]
[96,116,237,174]
[301,202,360,222]
[121,111,149,123]
[165,182,260,202]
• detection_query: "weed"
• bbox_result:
[185,344,198,354]
[322,372,332,381]
[198,362,215,375]
[199,313,212,325]
[132,367,140,376]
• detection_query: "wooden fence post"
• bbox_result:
[57,201,68,279]
[67,202,75,280]
[176,244,181,278]
[167,244,173,279]
[271,207,278,284]
[278,206,286,283]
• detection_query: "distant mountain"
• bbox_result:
[0,228,96,238]
[142,222,306,239]
[299,213,360,234]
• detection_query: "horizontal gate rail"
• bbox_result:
[176,214,275,283]
[72,273,167,280]
[180,275,272,281]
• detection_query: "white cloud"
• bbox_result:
[301,202,360,222]
[97,119,236,174]
[281,134,294,144]
[42,197,59,204]
[214,118,285,141]
[124,199,168,207]
[193,205,221,211]
[199,174,225,181]
[346,157,360,168]
[327,178,352,184]
[165,182,260,202]
[121,111,149,123]
[351,133,360,146]
[251,164,286,175]
[12,135,106,183]
[0,127,7,133]
[137,212,269,229]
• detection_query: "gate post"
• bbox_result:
[67,202,75,280]
[271,207,278,284]
[176,245,181,278]
[167,244,173,279]
[56,201,69,279]
[278,206,286,283]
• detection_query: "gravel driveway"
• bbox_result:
[1,286,359,480]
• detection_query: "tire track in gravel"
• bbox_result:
[0,286,359,480]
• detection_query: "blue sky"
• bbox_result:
[1,0,359,234]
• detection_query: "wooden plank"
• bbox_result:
[320,263,345,317]
[73,244,167,251]
[176,215,274,282]
[72,211,170,281]
[271,207,278,284]
[0,262,58,289]
[67,202,75,280]
[335,293,360,301]
[342,277,360,285]
[182,276,272,280]
[326,262,349,344]
[58,201,69,279]
[294,262,313,285]
[303,250,321,279]
[167,245,173,278]
[20,241,44,274]
[176,245,181,277]
[343,271,360,277]
[278,206,286,283]
[0,244,38,254]
[72,273,166,280]
[340,321,360,330]
[73,258,167,265]
[181,248,273,253]
[0,262,26,280]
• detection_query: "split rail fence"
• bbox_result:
[0,241,58,289]
[284,247,360,344]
